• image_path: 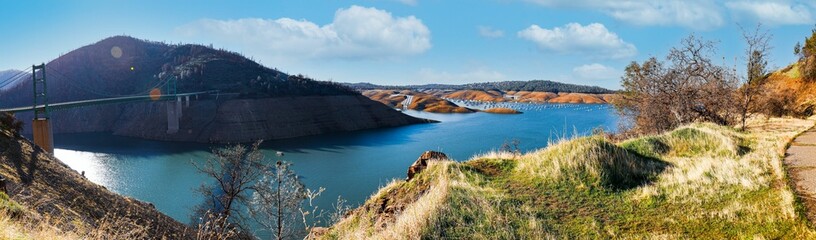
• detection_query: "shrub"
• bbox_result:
[0,112,22,135]
[0,191,25,218]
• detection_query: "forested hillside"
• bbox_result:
[345,80,613,94]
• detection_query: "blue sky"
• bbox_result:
[1,0,815,89]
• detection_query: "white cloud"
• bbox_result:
[478,26,504,38]
[525,0,724,30]
[726,1,813,25]
[572,63,620,81]
[517,23,637,59]
[176,5,431,60]
[418,68,505,83]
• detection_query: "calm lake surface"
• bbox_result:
[52,103,619,227]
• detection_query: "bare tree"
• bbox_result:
[329,196,352,224]
[795,41,802,57]
[192,141,266,232]
[738,24,772,130]
[249,159,323,240]
[614,34,739,134]
[499,138,521,159]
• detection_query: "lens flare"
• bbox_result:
[149,88,162,101]
[111,46,122,58]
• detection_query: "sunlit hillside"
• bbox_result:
[322,117,816,239]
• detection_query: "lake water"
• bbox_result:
[52,103,619,233]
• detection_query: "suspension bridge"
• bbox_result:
[0,63,217,153]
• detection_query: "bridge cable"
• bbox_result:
[0,67,31,88]
[0,66,33,89]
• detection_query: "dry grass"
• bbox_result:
[0,202,151,240]
[327,161,454,239]
[764,62,816,116]
[516,136,667,189]
[324,117,816,239]
[0,119,193,239]
[0,209,73,240]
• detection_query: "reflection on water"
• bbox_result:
[56,149,111,186]
[52,103,619,230]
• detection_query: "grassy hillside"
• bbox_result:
[0,114,193,239]
[763,62,816,117]
[322,117,816,239]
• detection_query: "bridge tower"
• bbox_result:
[31,63,53,153]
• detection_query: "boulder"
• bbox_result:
[307,227,329,239]
[406,151,448,181]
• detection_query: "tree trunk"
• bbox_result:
[277,167,283,240]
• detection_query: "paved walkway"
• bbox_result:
[785,127,816,222]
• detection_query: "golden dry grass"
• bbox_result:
[0,210,78,240]
[0,206,151,240]
[326,161,455,240]
[765,62,816,116]
[0,120,192,239]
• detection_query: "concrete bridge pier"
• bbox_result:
[32,118,53,153]
[166,101,179,134]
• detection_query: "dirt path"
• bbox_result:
[785,127,816,222]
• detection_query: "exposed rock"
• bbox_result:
[362,90,476,113]
[483,108,522,114]
[362,89,616,107]
[406,151,448,181]
[307,227,329,239]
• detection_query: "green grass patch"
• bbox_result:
[785,62,802,79]
[621,124,750,159]
[0,192,24,218]
[462,157,516,178]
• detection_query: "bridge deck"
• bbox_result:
[0,91,216,114]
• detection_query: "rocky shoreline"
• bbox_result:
[362,89,613,114]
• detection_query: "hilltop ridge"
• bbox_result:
[346,80,613,94]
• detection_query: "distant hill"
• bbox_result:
[345,80,614,94]
[0,70,29,91]
[1,36,355,107]
[0,36,427,142]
